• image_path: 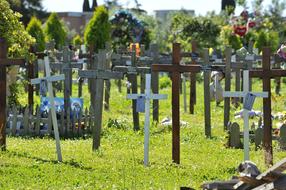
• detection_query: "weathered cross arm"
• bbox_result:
[250,69,286,78]
[0,59,26,66]
[152,64,201,73]
[30,74,65,84]
[78,70,123,79]
[223,92,268,98]
[50,62,83,70]
[127,94,167,100]
[113,65,151,74]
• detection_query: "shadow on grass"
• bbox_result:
[5,150,94,171]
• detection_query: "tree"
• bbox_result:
[7,0,47,26]
[221,0,236,15]
[169,12,221,50]
[0,0,34,57]
[91,0,98,11]
[26,17,45,52]
[83,0,91,12]
[72,34,83,46]
[84,5,111,51]
[45,12,67,49]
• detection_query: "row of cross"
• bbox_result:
[0,38,284,168]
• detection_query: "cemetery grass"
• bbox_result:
[1,77,286,189]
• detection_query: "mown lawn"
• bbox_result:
[1,76,286,189]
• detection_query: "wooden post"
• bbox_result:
[104,43,112,111]
[190,41,197,114]
[0,38,25,151]
[183,73,187,113]
[172,43,181,163]
[63,47,72,117]
[203,49,211,138]
[93,50,105,150]
[274,55,281,95]
[104,80,111,110]
[89,45,96,110]
[150,44,160,122]
[262,48,273,167]
[224,48,232,130]
[130,44,139,130]
[28,47,34,111]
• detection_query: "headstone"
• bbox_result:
[229,122,241,148]
[255,127,263,150]
[279,124,286,150]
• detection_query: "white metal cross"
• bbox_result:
[127,73,167,166]
[223,70,268,161]
[31,57,65,162]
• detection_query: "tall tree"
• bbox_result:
[26,17,45,52]
[91,0,98,10]
[7,0,46,26]
[221,0,236,14]
[84,5,111,51]
[83,0,91,12]
[45,12,67,49]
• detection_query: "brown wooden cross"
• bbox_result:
[249,47,286,167]
[0,38,25,151]
[152,43,201,164]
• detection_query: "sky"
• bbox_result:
[42,0,273,16]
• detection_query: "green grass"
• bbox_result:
[1,76,286,189]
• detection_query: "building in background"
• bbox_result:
[57,12,93,35]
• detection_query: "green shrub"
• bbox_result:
[84,5,110,51]
[45,12,67,49]
[26,16,45,52]
[106,118,128,130]
[0,0,34,57]
[72,34,83,46]
[159,76,171,89]
[254,31,268,53]
[219,25,242,50]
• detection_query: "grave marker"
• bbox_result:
[31,56,65,162]
[152,43,201,164]
[113,44,150,131]
[249,47,286,166]
[78,50,123,150]
[127,74,167,166]
[223,70,268,161]
[0,38,25,151]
